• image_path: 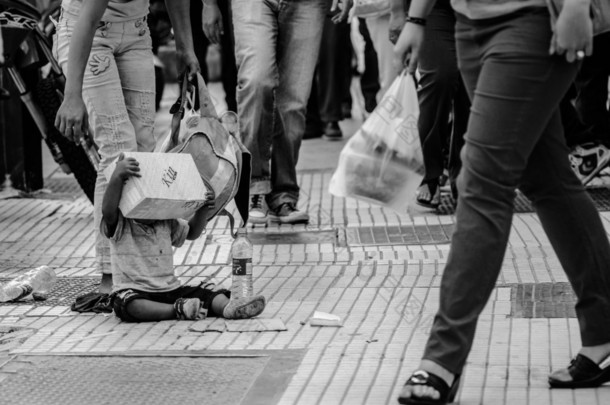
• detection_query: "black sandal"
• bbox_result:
[549,353,610,388]
[416,180,440,209]
[398,370,460,405]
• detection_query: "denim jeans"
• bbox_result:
[423,8,610,374]
[417,2,469,183]
[55,9,156,275]
[307,16,352,125]
[231,0,326,209]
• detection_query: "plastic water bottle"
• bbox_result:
[230,228,253,299]
[0,266,57,302]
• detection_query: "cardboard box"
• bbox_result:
[103,152,207,220]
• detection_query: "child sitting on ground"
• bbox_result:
[102,153,266,322]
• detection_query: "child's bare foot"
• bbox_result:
[99,273,113,294]
[174,298,204,320]
[223,295,266,319]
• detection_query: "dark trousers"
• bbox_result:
[358,17,380,113]
[423,9,610,374]
[306,16,352,128]
[417,3,469,183]
[573,31,610,144]
[190,0,238,112]
[561,31,610,147]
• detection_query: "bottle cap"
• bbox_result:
[236,227,247,236]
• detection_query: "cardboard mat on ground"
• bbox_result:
[189,317,287,333]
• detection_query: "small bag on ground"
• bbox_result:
[329,73,425,212]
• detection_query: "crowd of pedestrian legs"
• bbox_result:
[41,0,610,403]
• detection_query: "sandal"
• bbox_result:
[549,353,610,388]
[398,370,460,405]
[416,181,440,209]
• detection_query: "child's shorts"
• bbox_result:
[112,284,230,322]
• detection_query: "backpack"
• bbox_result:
[164,73,250,231]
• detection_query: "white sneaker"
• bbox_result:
[249,194,268,224]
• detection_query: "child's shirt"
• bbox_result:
[101,213,189,293]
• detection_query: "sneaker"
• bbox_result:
[268,203,309,224]
[249,194,268,224]
[322,122,343,141]
[174,298,205,320]
[223,295,266,319]
[570,142,610,185]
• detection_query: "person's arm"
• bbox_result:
[54,0,109,143]
[0,26,4,64]
[389,0,406,44]
[102,153,141,235]
[551,0,593,62]
[186,190,216,240]
[393,0,436,74]
[202,0,224,44]
[331,0,353,24]
[165,0,200,79]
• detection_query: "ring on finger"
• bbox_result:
[576,50,585,60]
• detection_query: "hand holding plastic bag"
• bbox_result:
[329,73,424,212]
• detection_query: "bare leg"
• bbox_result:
[125,295,231,322]
[125,299,176,321]
[99,273,113,294]
[211,293,230,316]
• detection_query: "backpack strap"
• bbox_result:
[234,142,251,227]
[220,209,238,239]
[168,75,189,150]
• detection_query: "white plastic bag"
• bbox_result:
[329,73,424,212]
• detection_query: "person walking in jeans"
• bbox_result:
[54,0,199,293]
[232,0,349,224]
[394,0,610,403]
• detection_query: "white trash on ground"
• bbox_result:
[310,311,342,327]
[0,265,57,302]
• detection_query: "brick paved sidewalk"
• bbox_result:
[1,84,610,405]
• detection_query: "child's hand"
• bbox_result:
[187,189,216,240]
[112,153,141,182]
[203,189,216,209]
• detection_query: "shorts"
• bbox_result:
[112,284,230,323]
